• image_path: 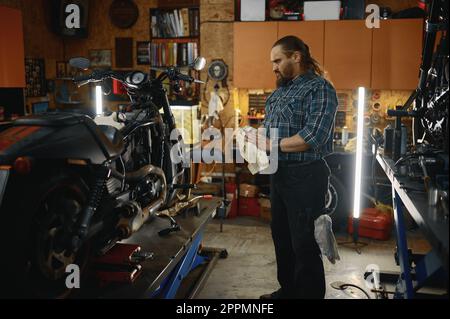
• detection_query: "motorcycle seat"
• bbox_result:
[13,112,89,126]
[14,112,124,160]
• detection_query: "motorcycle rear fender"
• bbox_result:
[0,124,111,165]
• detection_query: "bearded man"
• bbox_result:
[256,36,338,299]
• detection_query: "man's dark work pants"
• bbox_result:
[270,159,330,299]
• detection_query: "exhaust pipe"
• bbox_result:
[117,164,167,238]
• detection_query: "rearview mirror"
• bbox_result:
[69,57,91,70]
[193,57,206,71]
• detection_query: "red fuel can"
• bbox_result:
[348,208,393,240]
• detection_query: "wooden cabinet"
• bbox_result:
[372,19,423,90]
[324,20,372,89]
[233,22,278,89]
[278,21,325,66]
[233,19,424,90]
[234,21,323,89]
[0,6,25,88]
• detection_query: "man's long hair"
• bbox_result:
[273,36,324,77]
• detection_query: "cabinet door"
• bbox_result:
[233,22,278,89]
[0,6,25,88]
[278,21,325,66]
[372,19,423,90]
[324,20,372,89]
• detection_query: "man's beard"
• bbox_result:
[275,68,295,88]
[276,74,291,88]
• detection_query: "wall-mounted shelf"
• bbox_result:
[149,6,201,103]
[151,37,199,42]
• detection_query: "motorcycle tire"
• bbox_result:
[0,168,90,298]
[325,174,350,233]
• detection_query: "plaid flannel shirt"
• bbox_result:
[263,71,338,162]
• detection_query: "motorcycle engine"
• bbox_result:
[106,177,122,195]
[135,175,161,207]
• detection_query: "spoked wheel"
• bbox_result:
[325,182,339,216]
[325,175,349,232]
[29,179,90,298]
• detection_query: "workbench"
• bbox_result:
[76,197,224,299]
[376,153,448,298]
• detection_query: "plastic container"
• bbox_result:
[348,208,393,240]
[238,197,260,217]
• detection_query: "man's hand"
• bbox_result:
[245,131,311,154]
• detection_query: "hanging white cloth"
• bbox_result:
[208,90,224,119]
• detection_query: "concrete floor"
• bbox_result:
[197,217,433,299]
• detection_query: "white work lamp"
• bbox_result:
[339,87,368,254]
[352,87,367,251]
[95,85,103,116]
[353,87,366,220]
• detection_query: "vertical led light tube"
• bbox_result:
[353,87,366,220]
[96,85,103,116]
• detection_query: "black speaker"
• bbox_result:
[51,0,89,38]
[343,0,365,20]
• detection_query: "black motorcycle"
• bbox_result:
[0,56,207,298]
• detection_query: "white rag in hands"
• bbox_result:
[236,126,270,175]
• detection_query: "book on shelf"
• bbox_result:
[149,42,198,67]
[151,7,199,38]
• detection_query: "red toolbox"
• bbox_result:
[348,208,393,241]
[238,197,260,217]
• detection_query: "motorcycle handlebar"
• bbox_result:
[73,66,202,89]
[73,74,93,85]
[176,73,194,82]
[174,73,204,84]
[73,70,112,87]
[158,67,203,84]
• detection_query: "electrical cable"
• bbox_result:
[333,282,372,299]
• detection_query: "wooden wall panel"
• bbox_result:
[63,0,158,72]
[0,6,25,87]
[324,20,373,89]
[372,19,423,90]
[234,22,278,89]
[278,21,325,66]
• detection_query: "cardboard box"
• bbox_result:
[194,182,221,196]
[260,206,271,222]
[239,183,259,198]
[304,1,341,21]
[241,0,266,21]
[259,198,271,222]
[258,197,270,208]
